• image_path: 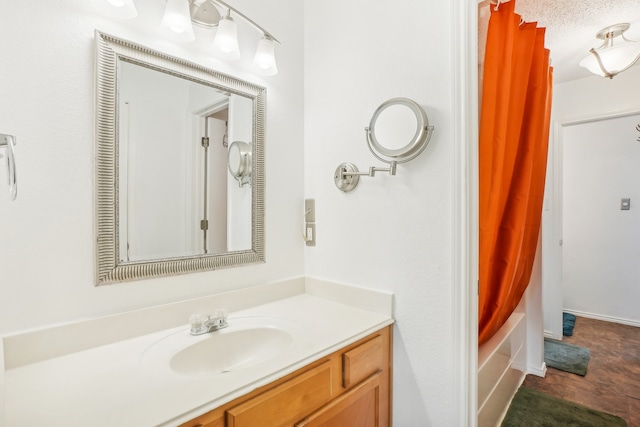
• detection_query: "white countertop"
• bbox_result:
[3,289,393,426]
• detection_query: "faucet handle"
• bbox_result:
[189,314,206,334]
[214,309,229,329]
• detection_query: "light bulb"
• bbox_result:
[212,16,240,60]
[161,0,195,42]
[253,37,278,75]
[92,0,137,19]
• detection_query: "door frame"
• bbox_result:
[452,1,479,426]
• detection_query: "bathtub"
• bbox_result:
[477,311,526,426]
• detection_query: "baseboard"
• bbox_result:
[543,330,560,340]
[564,309,640,328]
[526,362,547,378]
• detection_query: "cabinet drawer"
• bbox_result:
[226,361,334,427]
[342,335,384,388]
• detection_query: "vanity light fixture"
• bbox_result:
[161,0,196,42]
[579,23,640,79]
[95,0,280,75]
[253,36,278,75]
[211,11,241,60]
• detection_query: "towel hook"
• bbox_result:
[0,134,17,201]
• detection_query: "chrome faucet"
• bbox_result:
[189,309,229,336]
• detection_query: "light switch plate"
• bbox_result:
[621,198,631,210]
[305,199,315,222]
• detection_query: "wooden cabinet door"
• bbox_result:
[295,373,382,427]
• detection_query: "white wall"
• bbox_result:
[553,66,640,119]
[562,112,640,325]
[207,117,228,254]
[304,1,459,425]
[120,61,194,260]
[542,65,640,334]
[0,0,304,334]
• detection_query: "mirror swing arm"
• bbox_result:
[334,97,434,192]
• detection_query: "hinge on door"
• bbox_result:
[201,136,210,148]
[200,219,209,231]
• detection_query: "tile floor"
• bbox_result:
[523,316,640,426]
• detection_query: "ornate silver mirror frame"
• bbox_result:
[95,31,265,285]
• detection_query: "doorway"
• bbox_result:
[543,110,640,338]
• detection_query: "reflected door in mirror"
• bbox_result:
[118,61,252,262]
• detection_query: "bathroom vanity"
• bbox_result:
[182,326,391,427]
[1,279,394,426]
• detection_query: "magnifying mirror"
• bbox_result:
[228,141,252,187]
[334,97,434,192]
[366,97,432,163]
[0,134,17,201]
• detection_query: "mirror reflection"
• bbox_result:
[95,31,265,285]
[372,104,419,151]
[118,61,252,262]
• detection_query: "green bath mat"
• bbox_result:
[544,338,590,376]
[563,312,576,336]
[502,387,626,426]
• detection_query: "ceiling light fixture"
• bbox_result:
[95,0,280,75]
[579,23,640,79]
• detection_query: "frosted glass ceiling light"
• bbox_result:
[253,36,278,75]
[579,23,640,79]
[92,0,137,19]
[212,12,241,60]
[161,0,195,42]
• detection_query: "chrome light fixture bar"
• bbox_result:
[579,23,640,79]
[191,0,280,44]
[95,0,280,75]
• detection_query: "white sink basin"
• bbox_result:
[170,327,292,375]
[140,316,295,376]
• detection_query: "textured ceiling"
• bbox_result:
[483,0,640,83]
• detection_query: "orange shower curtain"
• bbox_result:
[478,0,553,346]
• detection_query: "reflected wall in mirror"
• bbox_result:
[96,31,265,285]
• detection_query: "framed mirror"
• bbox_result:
[95,31,265,285]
